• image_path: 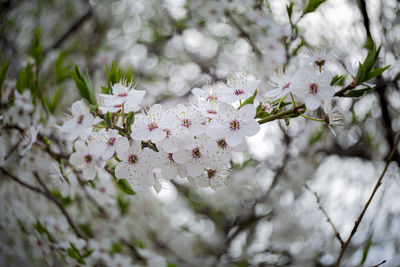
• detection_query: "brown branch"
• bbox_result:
[32,172,87,240]
[305,184,344,247]
[334,133,400,266]
[43,8,93,55]
[1,167,86,240]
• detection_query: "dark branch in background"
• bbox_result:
[334,133,400,266]
[358,0,400,165]
[305,184,344,247]
[0,167,86,240]
[43,8,93,56]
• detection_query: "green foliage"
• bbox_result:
[116,178,136,195]
[355,45,390,84]
[105,112,113,127]
[51,190,73,207]
[103,62,135,94]
[330,74,346,86]
[360,236,372,265]
[71,65,97,108]
[0,59,8,90]
[28,28,43,67]
[239,90,257,109]
[117,194,130,215]
[308,127,325,145]
[303,0,326,15]
[33,220,55,242]
[347,86,374,97]
[55,52,72,83]
[79,224,93,238]
[286,1,295,19]
[17,64,34,93]
[43,87,63,114]
[125,112,135,131]
[67,244,86,265]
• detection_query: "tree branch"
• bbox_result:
[305,184,344,247]
[334,133,400,266]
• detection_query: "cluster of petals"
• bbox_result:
[60,74,262,192]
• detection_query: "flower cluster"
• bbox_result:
[60,73,261,192]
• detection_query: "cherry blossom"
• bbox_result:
[60,100,94,140]
[99,82,146,113]
[69,140,100,180]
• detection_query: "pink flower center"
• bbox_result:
[118,92,128,97]
[206,95,218,101]
[217,139,227,149]
[229,119,240,130]
[128,154,138,164]
[207,109,217,114]
[207,169,217,179]
[107,137,116,147]
[282,82,291,90]
[309,83,318,94]
[148,122,158,131]
[77,114,84,124]
[234,89,245,95]
[114,104,123,108]
[163,129,171,138]
[181,118,192,128]
[315,59,325,67]
[192,147,202,159]
[84,154,93,163]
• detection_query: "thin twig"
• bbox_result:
[371,260,386,267]
[334,133,400,266]
[32,172,87,240]
[305,184,344,247]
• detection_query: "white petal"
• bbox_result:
[240,120,260,136]
[83,166,96,180]
[305,94,321,110]
[149,129,166,142]
[239,104,256,120]
[186,162,203,177]
[225,131,243,147]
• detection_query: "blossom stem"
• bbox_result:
[258,104,305,125]
[290,93,296,108]
[300,113,325,122]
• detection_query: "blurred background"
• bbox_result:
[1,0,400,266]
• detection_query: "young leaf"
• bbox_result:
[125,112,135,131]
[71,65,97,106]
[360,237,372,265]
[0,59,9,90]
[365,65,390,81]
[303,0,326,15]
[105,112,113,127]
[239,90,257,109]
[330,74,346,86]
[116,178,136,195]
[286,1,295,19]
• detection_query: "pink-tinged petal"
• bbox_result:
[240,120,260,136]
[305,94,321,110]
[115,162,132,179]
[149,128,166,142]
[83,166,96,180]
[225,131,243,147]
[70,152,84,166]
[186,162,203,177]
[239,104,256,119]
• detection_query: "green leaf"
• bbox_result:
[330,74,346,86]
[365,65,390,81]
[239,90,257,109]
[105,112,113,127]
[308,127,324,145]
[111,243,123,254]
[79,224,93,238]
[0,59,9,90]
[17,64,34,93]
[71,65,97,106]
[33,220,55,242]
[360,237,372,265]
[347,86,373,97]
[355,62,366,85]
[117,194,130,215]
[28,28,43,67]
[303,0,326,14]
[54,51,71,83]
[116,179,136,195]
[125,112,135,131]
[67,247,86,265]
[286,1,295,19]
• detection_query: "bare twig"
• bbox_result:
[334,133,400,266]
[32,172,87,240]
[371,260,386,267]
[305,184,344,247]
